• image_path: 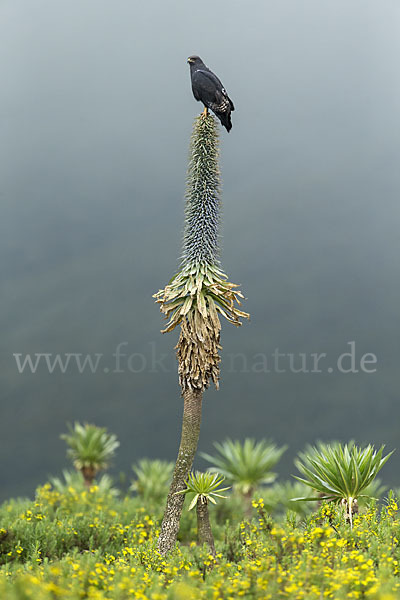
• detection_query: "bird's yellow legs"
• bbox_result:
[202,106,208,117]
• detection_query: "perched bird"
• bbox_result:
[187,55,235,132]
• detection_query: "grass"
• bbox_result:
[1,479,400,599]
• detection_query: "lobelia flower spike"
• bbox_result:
[154,113,249,556]
[154,114,249,392]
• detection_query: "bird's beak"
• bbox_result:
[187,58,192,64]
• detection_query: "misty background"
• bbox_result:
[1,0,399,501]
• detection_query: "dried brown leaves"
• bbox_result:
[154,264,249,392]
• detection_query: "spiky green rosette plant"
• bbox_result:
[61,422,119,488]
[177,471,230,557]
[130,459,174,505]
[49,470,119,496]
[155,114,249,555]
[293,442,393,528]
[202,438,287,516]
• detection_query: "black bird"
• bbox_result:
[187,55,235,132]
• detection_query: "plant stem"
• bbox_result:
[243,488,255,519]
[196,497,216,557]
[157,389,203,555]
[348,496,353,529]
[81,466,96,488]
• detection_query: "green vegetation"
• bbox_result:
[0,427,396,599]
[1,468,400,599]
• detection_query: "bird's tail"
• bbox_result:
[218,111,232,132]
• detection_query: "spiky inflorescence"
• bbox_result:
[182,114,221,266]
[154,114,249,392]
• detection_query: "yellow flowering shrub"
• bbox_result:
[1,485,400,599]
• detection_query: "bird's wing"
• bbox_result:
[192,69,221,95]
[219,89,234,111]
[193,70,234,112]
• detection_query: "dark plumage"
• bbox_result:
[187,55,235,132]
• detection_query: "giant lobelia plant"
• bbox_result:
[293,442,393,528]
[177,471,230,558]
[154,113,249,554]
